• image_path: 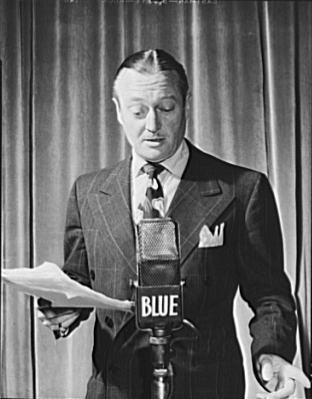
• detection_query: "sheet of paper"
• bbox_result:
[2,262,134,312]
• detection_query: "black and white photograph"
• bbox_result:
[1,1,311,398]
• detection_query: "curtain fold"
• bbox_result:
[292,2,311,377]
[1,1,35,397]
[1,1,311,398]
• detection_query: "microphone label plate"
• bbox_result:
[136,285,183,330]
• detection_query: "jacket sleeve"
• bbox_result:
[236,173,297,383]
[63,178,92,285]
[60,179,93,336]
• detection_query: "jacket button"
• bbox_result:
[105,316,114,329]
[90,270,95,280]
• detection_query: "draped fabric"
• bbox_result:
[1,1,311,398]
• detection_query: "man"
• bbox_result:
[39,49,310,399]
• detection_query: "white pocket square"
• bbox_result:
[199,223,225,248]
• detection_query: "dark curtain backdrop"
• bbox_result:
[1,1,311,398]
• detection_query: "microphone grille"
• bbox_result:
[137,219,179,261]
[137,219,180,287]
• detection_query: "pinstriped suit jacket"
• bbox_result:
[62,141,296,399]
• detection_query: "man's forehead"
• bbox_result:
[114,69,181,99]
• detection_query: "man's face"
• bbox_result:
[113,69,190,163]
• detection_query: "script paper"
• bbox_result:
[2,262,133,312]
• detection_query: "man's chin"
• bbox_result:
[137,148,170,163]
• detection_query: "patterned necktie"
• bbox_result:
[139,163,164,218]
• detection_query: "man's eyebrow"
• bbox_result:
[160,95,177,101]
[128,95,178,103]
[127,97,145,103]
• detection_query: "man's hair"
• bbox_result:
[113,49,189,104]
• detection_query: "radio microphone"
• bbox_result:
[133,217,197,399]
[135,218,183,332]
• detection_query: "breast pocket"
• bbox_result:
[182,227,236,314]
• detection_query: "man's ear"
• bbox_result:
[112,97,123,125]
[184,91,192,121]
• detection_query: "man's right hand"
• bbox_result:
[37,298,91,339]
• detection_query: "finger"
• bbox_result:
[50,323,61,331]
[38,309,79,321]
[285,365,311,389]
[256,392,281,399]
[41,319,55,328]
[269,379,295,399]
[40,319,61,331]
[40,313,80,332]
[37,303,79,314]
[50,311,80,324]
[60,313,80,328]
[38,311,55,327]
[261,359,274,382]
[39,311,80,327]
[37,309,46,319]
[256,379,295,399]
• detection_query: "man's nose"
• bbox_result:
[145,109,160,133]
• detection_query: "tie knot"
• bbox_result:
[142,163,164,179]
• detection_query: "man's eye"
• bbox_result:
[159,105,174,112]
[130,108,146,117]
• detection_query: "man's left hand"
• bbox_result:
[256,354,311,398]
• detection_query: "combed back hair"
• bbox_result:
[113,49,189,104]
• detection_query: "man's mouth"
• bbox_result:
[145,138,164,142]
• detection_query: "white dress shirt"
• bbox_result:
[131,140,190,224]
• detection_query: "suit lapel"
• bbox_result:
[91,158,137,274]
[88,143,234,272]
[168,143,235,265]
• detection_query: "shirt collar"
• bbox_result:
[132,139,189,179]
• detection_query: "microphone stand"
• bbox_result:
[150,327,172,399]
[149,320,199,399]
